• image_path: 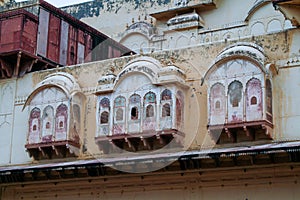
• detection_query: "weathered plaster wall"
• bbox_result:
[62,0,291,53]
[62,0,171,37]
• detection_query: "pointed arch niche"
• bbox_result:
[94,56,188,153]
[24,72,85,160]
[203,43,276,144]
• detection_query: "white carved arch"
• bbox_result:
[23,72,83,110]
[202,43,268,84]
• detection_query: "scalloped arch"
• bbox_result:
[23,72,82,110]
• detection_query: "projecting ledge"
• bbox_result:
[208,120,273,144]
[25,140,80,160]
[95,129,184,154]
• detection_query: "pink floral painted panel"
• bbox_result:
[209,83,226,125]
[246,78,263,121]
[28,107,41,144]
[228,80,243,122]
[42,106,54,142]
[55,104,68,141]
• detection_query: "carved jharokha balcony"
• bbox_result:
[95,129,185,154]
[208,119,273,144]
[25,140,80,160]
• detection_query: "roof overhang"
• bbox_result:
[1,141,300,184]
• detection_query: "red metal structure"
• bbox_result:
[0,0,132,79]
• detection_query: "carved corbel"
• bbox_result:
[243,126,250,137]
[141,136,151,150]
[19,59,38,77]
[14,51,22,77]
[38,146,46,157]
[156,134,166,145]
[52,145,59,156]
[0,58,12,78]
[225,128,231,138]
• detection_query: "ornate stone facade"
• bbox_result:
[0,0,300,199]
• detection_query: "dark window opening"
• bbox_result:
[228,81,242,108]
[59,121,64,128]
[250,96,257,105]
[162,103,171,117]
[131,107,138,120]
[100,111,109,124]
[33,124,37,131]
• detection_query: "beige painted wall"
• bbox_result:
[0,29,298,166]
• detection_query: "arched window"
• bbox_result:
[144,92,156,117]
[161,89,172,100]
[42,105,54,139]
[28,107,41,144]
[114,96,126,122]
[228,81,243,107]
[209,83,225,125]
[246,78,262,121]
[55,104,68,141]
[30,108,41,132]
[143,92,156,131]
[99,97,110,124]
[116,108,124,121]
[100,98,110,108]
[131,107,139,120]
[146,105,154,117]
[144,92,156,104]
[129,94,141,121]
[100,111,109,124]
[162,103,171,117]
[129,94,141,104]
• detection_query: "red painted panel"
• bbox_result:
[21,17,38,54]
[113,49,121,58]
[67,25,78,65]
[84,34,92,62]
[0,16,22,53]
[47,14,61,63]
[78,29,85,44]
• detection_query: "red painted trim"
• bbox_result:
[0,9,38,22]
[39,0,132,54]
